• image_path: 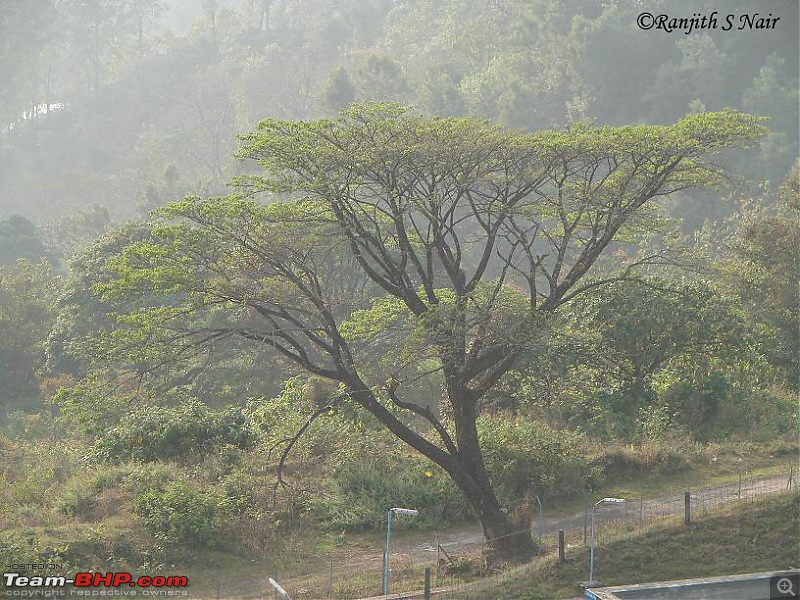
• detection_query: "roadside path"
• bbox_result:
[343,472,796,571]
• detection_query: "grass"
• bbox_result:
[0,430,796,598]
[176,461,798,598]
[532,437,798,522]
[445,491,800,599]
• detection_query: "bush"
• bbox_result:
[131,480,232,547]
[1,411,58,439]
[54,478,98,520]
[313,449,468,530]
[122,462,182,492]
[478,414,594,503]
[717,386,798,441]
[53,465,130,521]
[592,440,692,479]
[92,400,256,464]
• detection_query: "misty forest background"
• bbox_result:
[0,0,798,584]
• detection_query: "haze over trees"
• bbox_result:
[1,0,797,226]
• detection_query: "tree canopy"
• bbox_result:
[93,102,765,556]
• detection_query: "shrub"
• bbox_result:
[131,480,232,547]
[92,400,256,464]
[592,439,692,479]
[478,414,593,503]
[311,446,468,530]
[54,478,97,520]
[122,462,182,492]
[1,411,57,439]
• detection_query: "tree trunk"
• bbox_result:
[448,395,536,560]
[447,458,537,560]
[347,375,536,560]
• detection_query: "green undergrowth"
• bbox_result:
[0,391,797,596]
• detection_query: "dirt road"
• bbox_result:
[343,471,796,570]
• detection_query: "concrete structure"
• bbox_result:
[584,570,799,600]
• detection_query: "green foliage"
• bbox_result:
[131,480,232,547]
[46,223,152,379]
[313,449,467,531]
[478,415,593,502]
[122,462,184,493]
[0,535,30,576]
[0,261,59,412]
[54,479,99,520]
[635,404,674,442]
[91,399,256,464]
[713,386,799,442]
[0,216,49,265]
[68,100,768,555]
[324,66,356,113]
[723,181,800,388]
[0,436,86,533]
[354,54,412,102]
[40,204,112,259]
[251,378,468,531]
[53,463,132,521]
[520,276,762,441]
[1,410,59,440]
[592,441,692,480]
[2,0,796,229]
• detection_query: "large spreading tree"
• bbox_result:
[98,103,764,557]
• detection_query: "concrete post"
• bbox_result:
[684,491,691,526]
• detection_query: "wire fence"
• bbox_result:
[236,469,796,600]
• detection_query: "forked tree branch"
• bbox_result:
[271,391,349,494]
[385,378,460,457]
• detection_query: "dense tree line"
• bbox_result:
[0,0,797,228]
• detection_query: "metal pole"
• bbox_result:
[534,495,543,554]
[268,578,292,600]
[328,554,333,600]
[383,509,393,596]
[589,505,596,582]
[583,490,589,544]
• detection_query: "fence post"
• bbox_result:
[435,533,440,583]
[558,529,565,562]
[684,491,691,526]
[424,567,431,600]
[639,490,643,524]
[382,549,386,596]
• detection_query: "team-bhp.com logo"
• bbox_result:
[3,572,188,596]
